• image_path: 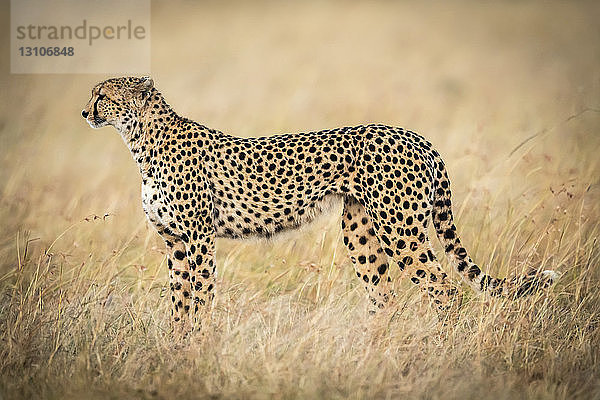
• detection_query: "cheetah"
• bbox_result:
[82,76,558,332]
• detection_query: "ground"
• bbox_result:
[0,1,599,399]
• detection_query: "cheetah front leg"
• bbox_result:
[183,226,217,332]
[165,240,193,335]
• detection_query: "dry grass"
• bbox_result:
[1,1,600,399]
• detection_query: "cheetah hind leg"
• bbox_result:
[341,197,395,313]
[356,196,463,321]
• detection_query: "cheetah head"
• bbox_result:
[82,76,154,131]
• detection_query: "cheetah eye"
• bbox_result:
[98,93,106,101]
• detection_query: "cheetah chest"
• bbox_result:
[141,178,172,232]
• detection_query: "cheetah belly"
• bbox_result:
[213,192,343,239]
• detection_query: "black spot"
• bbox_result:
[444,229,455,239]
[468,265,481,280]
[480,274,492,291]
[456,247,468,259]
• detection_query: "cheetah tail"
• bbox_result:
[430,155,558,297]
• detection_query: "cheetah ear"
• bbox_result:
[137,76,154,95]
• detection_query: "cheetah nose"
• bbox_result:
[82,110,89,118]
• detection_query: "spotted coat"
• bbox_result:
[82,77,558,332]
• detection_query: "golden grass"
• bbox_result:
[1,1,599,398]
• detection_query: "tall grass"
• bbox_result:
[1,1,599,398]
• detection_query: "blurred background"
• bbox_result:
[0,1,599,398]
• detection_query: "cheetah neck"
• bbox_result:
[118,91,178,176]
